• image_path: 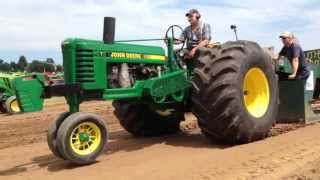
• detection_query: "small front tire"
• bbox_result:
[47,112,70,159]
[56,112,108,165]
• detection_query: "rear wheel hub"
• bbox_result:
[243,67,270,118]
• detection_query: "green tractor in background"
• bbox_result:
[0,72,64,114]
[0,73,23,114]
[13,17,279,165]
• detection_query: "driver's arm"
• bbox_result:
[193,39,209,50]
[188,40,209,57]
[189,24,211,57]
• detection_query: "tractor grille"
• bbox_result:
[76,49,95,83]
[4,78,11,89]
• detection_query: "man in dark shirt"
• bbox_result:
[277,32,310,82]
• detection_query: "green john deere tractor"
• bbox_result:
[13,17,279,165]
[0,73,22,114]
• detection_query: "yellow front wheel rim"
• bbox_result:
[243,68,270,118]
[10,99,20,112]
[70,122,102,156]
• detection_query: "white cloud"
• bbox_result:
[0,0,319,62]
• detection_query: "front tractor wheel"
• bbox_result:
[5,96,21,114]
[47,112,70,159]
[192,40,279,144]
[56,112,108,165]
[113,100,184,137]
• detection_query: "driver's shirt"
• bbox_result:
[180,22,211,50]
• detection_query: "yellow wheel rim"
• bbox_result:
[243,68,270,118]
[70,122,102,156]
[10,99,20,113]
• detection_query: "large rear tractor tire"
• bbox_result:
[113,100,185,137]
[5,96,21,114]
[192,40,279,144]
[56,112,108,165]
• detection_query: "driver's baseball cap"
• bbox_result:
[185,9,200,17]
[279,31,294,39]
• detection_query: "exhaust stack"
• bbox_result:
[103,17,115,43]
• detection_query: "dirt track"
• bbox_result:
[0,98,320,180]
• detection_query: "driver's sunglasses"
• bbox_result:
[187,15,194,19]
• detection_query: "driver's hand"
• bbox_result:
[188,48,197,58]
[272,54,280,61]
[288,73,296,80]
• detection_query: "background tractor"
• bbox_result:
[12,17,280,165]
[0,72,23,114]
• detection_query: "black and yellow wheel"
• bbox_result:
[192,40,279,144]
[113,100,184,137]
[5,96,21,114]
[0,101,6,113]
[56,112,108,165]
[47,112,70,159]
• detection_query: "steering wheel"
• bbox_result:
[164,25,188,69]
[164,25,185,51]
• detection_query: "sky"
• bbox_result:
[0,0,320,64]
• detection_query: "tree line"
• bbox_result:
[0,56,63,73]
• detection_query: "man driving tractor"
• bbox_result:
[120,9,211,88]
[178,9,212,59]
